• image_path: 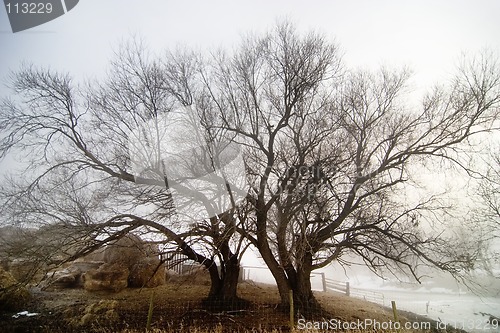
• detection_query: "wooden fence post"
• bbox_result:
[321,272,327,292]
[238,266,244,282]
[289,289,294,329]
[146,291,154,331]
[345,281,350,296]
[391,300,399,323]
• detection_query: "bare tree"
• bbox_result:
[0,40,249,308]
[479,154,500,222]
[198,22,500,314]
[468,149,500,275]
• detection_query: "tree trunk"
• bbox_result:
[203,255,248,311]
[206,261,223,298]
[221,254,240,301]
[255,209,292,308]
[292,263,322,316]
[254,203,323,315]
[279,253,322,317]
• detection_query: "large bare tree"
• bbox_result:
[0,40,249,308]
[197,23,500,313]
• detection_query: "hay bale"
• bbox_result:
[70,261,104,287]
[42,268,78,290]
[168,266,210,285]
[103,234,145,268]
[42,261,103,290]
[165,269,180,282]
[67,234,162,292]
[94,234,163,289]
[50,271,77,287]
[64,300,119,328]
[9,259,43,284]
[77,246,106,262]
[0,267,30,311]
[83,263,128,293]
[128,258,165,288]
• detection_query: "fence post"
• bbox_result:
[146,291,154,331]
[289,289,294,329]
[391,300,399,323]
[238,266,245,282]
[345,281,350,296]
[321,272,327,292]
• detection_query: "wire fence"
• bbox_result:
[241,266,385,306]
[324,277,385,305]
[2,288,293,333]
[3,266,392,333]
[239,266,327,292]
[349,286,386,305]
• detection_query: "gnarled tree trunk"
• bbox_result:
[290,253,322,315]
[202,242,247,311]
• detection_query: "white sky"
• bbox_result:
[1,0,500,94]
[1,0,499,210]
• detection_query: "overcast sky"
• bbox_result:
[1,0,499,188]
[1,0,500,95]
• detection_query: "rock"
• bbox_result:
[83,263,128,292]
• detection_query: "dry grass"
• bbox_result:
[0,276,444,332]
[0,266,31,311]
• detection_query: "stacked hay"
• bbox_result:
[102,235,165,289]
[45,269,77,289]
[42,261,103,290]
[9,258,44,284]
[83,263,128,292]
[167,265,210,285]
[77,246,106,262]
[64,300,120,328]
[128,258,165,288]
[102,234,145,268]
[46,234,165,292]
[0,267,30,311]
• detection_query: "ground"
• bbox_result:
[0,275,465,333]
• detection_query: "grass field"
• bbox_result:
[1,274,458,333]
